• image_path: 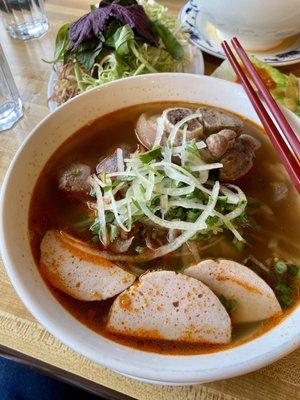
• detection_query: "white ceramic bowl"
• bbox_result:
[1,74,299,385]
[196,0,300,51]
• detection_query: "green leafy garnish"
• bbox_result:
[151,20,184,61]
[139,145,162,163]
[186,210,200,222]
[48,0,190,106]
[280,295,294,307]
[219,295,237,314]
[275,283,292,295]
[233,237,245,252]
[274,260,288,274]
[106,25,134,57]
[288,264,300,278]
[44,23,70,64]
[108,224,120,242]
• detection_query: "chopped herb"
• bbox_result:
[89,188,96,197]
[247,215,261,231]
[186,210,200,222]
[288,264,300,278]
[216,196,227,211]
[112,179,122,188]
[151,231,157,239]
[103,184,112,193]
[248,201,261,208]
[150,20,184,60]
[206,215,219,227]
[105,211,115,224]
[233,237,245,252]
[275,283,292,295]
[280,294,294,308]
[135,246,145,254]
[72,214,94,232]
[139,145,162,163]
[90,219,101,234]
[166,207,185,220]
[120,175,134,182]
[92,235,100,243]
[219,295,237,314]
[71,168,79,176]
[190,188,207,201]
[108,224,120,242]
[275,260,288,274]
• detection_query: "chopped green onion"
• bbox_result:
[139,145,162,163]
[280,295,293,308]
[275,283,292,295]
[288,264,300,278]
[219,295,238,313]
[275,260,288,274]
[233,237,245,252]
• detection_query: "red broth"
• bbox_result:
[29,102,300,355]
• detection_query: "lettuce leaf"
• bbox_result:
[212,57,300,116]
[251,57,300,116]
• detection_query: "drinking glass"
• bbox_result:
[0,0,49,40]
[0,45,23,131]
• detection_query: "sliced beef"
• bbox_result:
[96,144,132,176]
[198,108,243,135]
[206,129,237,159]
[164,107,202,133]
[203,130,261,181]
[135,107,204,149]
[58,162,91,196]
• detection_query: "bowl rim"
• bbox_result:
[1,73,299,384]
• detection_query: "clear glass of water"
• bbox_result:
[0,0,49,40]
[0,45,23,131]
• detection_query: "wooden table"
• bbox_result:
[0,1,299,399]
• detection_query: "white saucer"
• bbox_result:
[180,0,300,66]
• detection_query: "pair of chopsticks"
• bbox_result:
[221,37,300,193]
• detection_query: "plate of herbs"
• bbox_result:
[47,0,204,111]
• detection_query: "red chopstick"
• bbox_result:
[231,37,300,158]
[221,40,300,193]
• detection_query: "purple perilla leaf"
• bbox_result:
[69,2,158,49]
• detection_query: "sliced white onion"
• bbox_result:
[89,181,220,262]
[186,241,201,262]
[108,190,131,232]
[108,171,136,178]
[155,161,211,195]
[190,163,223,172]
[196,141,207,149]
[168,112,203,145]
[139,201,206,231]
[116,148,124,172]
[154,116,165,146]
[158,185,195,196]
[89,175,107,246]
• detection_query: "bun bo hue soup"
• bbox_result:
[29,103,300,354]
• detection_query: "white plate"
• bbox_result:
[47,45,204,112]
[1,74,299,385]
[180,0,300,66]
